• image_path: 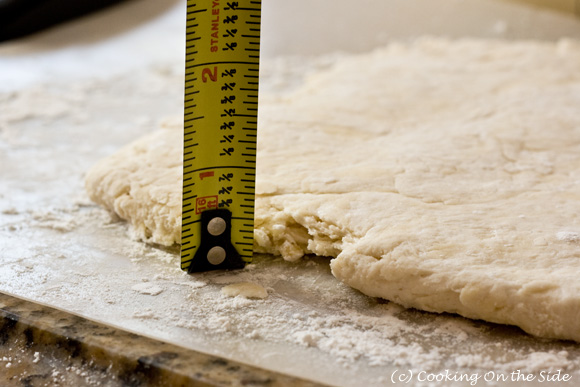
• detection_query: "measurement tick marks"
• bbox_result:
[181,0,261,272]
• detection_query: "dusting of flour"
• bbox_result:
[221,282,269,299]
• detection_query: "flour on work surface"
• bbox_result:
[85,37,580,342]
[221,282,269,299]
[131,282,164,296]
[151,255,580,375]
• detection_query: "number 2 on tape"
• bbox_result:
[181,0,261,273]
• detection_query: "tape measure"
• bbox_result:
[181,0,261,273]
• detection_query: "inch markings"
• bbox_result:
[181,0,260,272]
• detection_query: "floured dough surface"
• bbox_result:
[85,119,182,246]
[85,38,580,342]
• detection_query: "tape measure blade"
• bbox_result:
[181,0,260,272]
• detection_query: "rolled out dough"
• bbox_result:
[85,38,580,342]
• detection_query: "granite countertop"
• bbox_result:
[0,291,323,386]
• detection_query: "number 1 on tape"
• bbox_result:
[181,0,261,273]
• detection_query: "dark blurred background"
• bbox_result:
[0,0,132,42]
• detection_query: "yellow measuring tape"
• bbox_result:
[181,0,261,272]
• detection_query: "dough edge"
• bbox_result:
[85,37,580,343]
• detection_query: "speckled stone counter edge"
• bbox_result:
[0,291,326,386]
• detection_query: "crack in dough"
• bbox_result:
[86,37,580,342]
